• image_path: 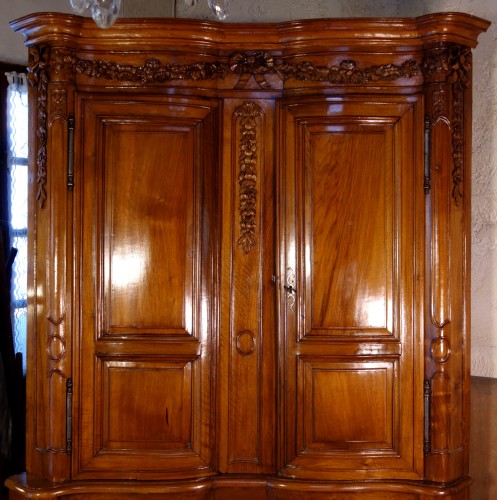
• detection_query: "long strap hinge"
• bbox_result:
[424,117,431,195]
[67,113,75,192]
[424,379,431,455]
[66,377,73,455]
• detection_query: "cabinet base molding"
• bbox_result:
[6,473,471,499]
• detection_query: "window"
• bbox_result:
[5,71,28,373]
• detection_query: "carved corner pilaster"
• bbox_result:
[422,45,472,206]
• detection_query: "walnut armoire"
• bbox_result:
[6,11,490,500]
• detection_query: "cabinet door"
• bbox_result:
[74,95,219,479]
[278,97,424,480]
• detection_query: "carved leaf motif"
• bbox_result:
[28,46,51,209]
[447,46,472,88]
[448,47,471,206]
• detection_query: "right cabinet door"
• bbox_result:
[278,96,425,481]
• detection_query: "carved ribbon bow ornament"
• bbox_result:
[229,51,275,89]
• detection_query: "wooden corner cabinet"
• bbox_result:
[6,11,490,500]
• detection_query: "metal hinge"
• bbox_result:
[424,379,431,455]
[424,118,431,195]
[67,113,75,191]
[66,378,73,455]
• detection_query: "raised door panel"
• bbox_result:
[101,359,193,450]
[102,122,194,335]
[305,128,392,334]
[74,95,219,479]
[278,97,424,480]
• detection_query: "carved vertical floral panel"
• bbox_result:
[234,102,263,254]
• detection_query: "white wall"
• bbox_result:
[4,0,497,377]
[176,0,404,21]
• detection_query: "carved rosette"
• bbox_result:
[28,45,51,208]
[50,89,67,117]
[235,102,263,254]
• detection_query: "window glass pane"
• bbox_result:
[11,235,27,304]
[13,308,27,373]
[7,86,28,159]
[10,163,28,230]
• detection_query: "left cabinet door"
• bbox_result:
[73,95,220,480]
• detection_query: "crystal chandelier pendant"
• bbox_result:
[208,0,230,20]
[69,0,93,14]
[91,0,122,28]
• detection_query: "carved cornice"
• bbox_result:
[235,102,263,254]
[28,45,50,209]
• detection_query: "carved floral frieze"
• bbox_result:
[49,49,422,88]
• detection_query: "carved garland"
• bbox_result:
[448,46,471,206]
[235,102,263,254]
[50,49,422,87]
